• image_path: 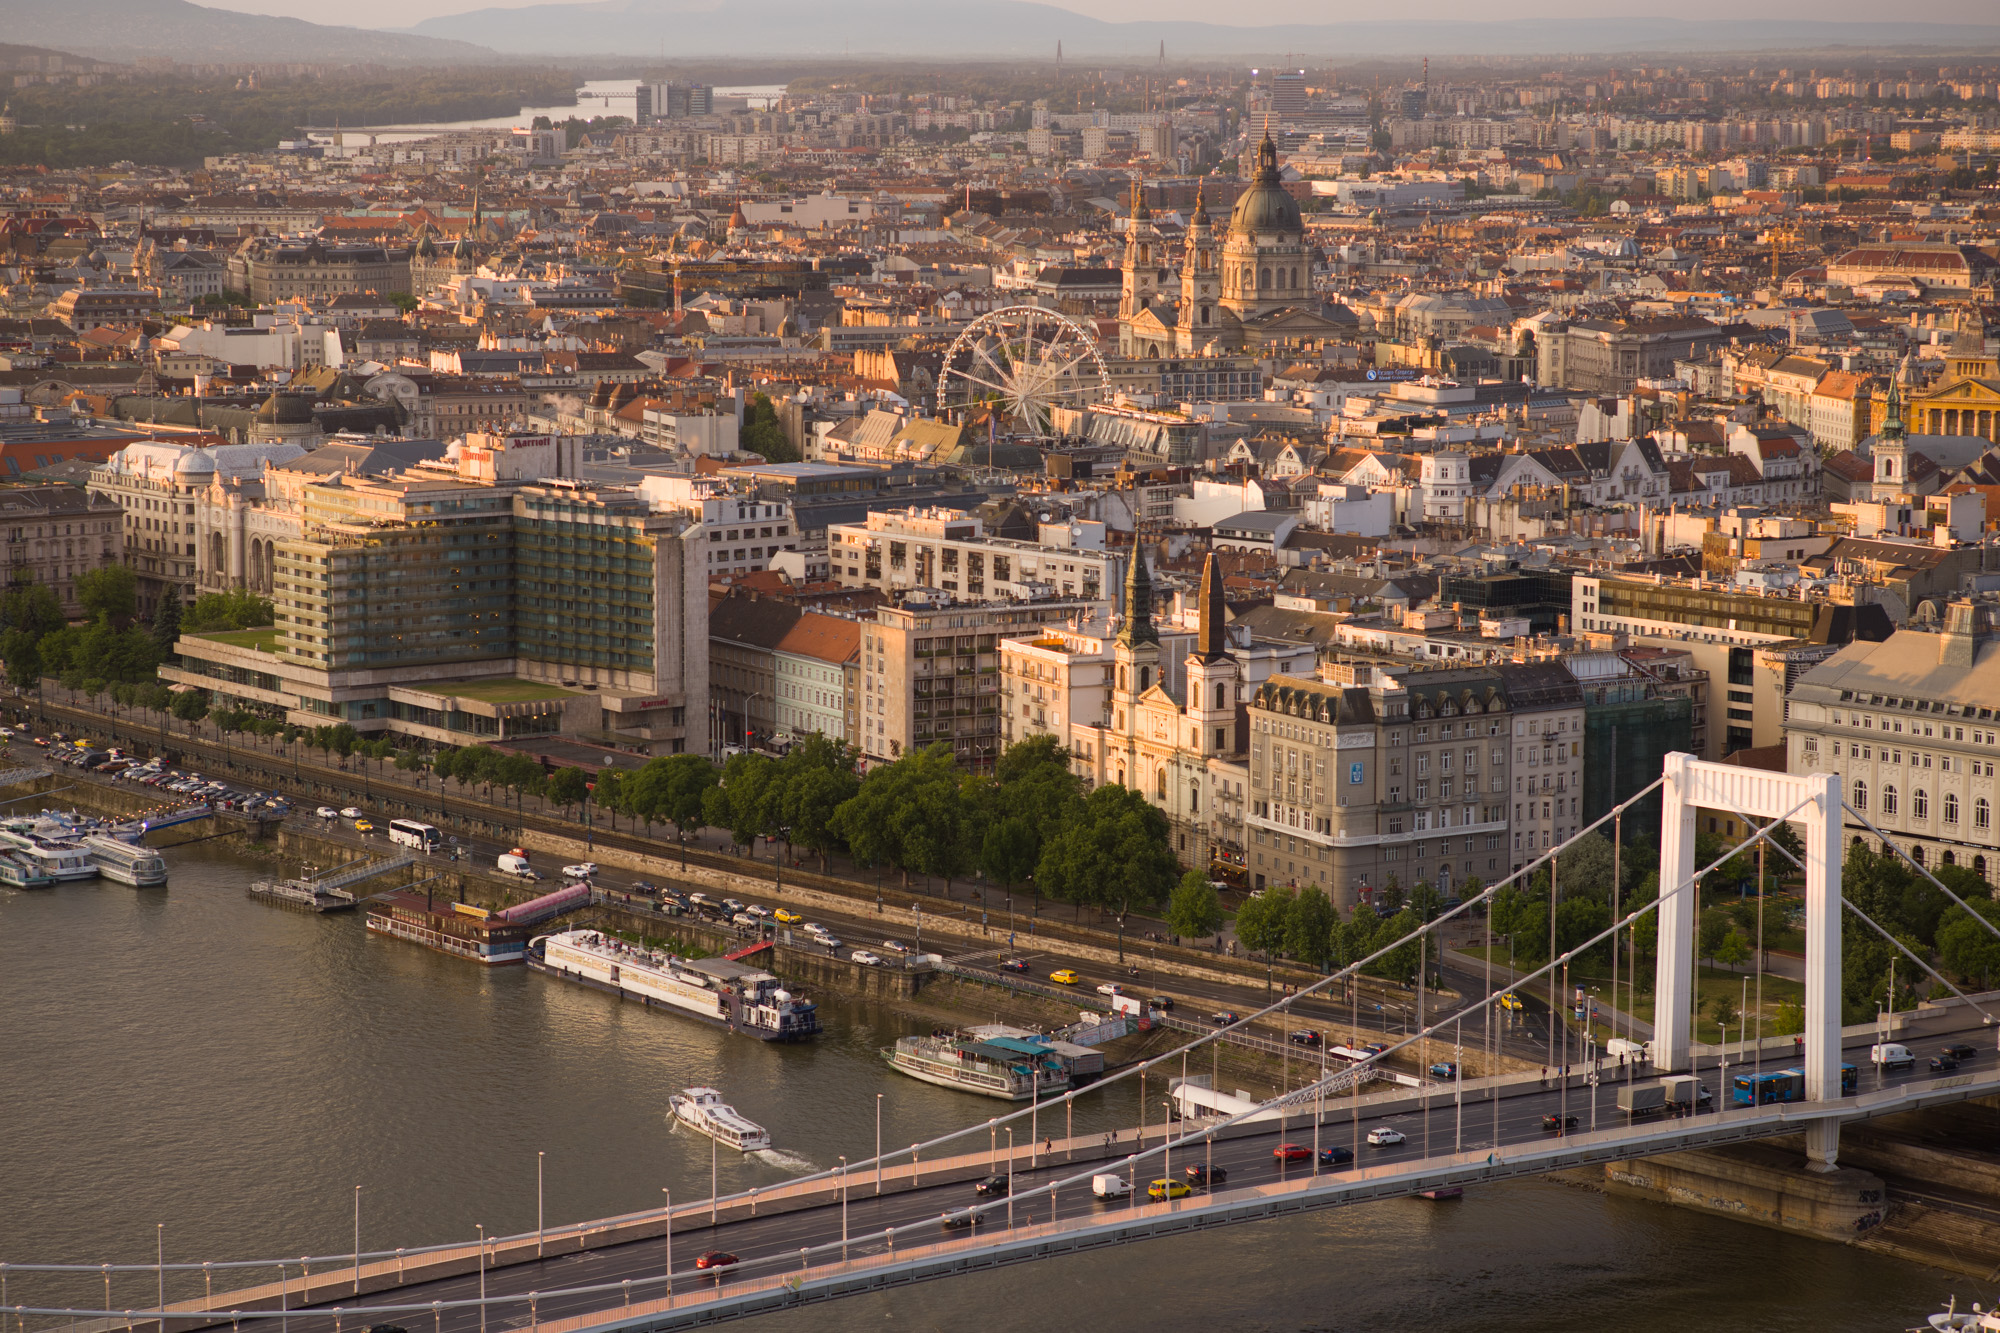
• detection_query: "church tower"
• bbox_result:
[1117,180,1166,358]
[1176,176,1222,354]
[1873,354,1911,502]
[1108,545,1162,789]
[1184,551,1240,761]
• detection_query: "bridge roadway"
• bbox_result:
[140,1012,1997,1333]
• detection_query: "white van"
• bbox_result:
[1606,1037,1650,1061]
[1091,1174,1130,1199]
[1871,1043,1915,1069]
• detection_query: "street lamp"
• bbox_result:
[875,1094,884,1196]
[474,1225,486,1333]
[537,1152,545,1258]
[838,1156,848,1257]
[352,1186,362,1296]
[661,1189,672,1295]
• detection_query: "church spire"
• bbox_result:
[1882,355,1907,442]
[1118,546,1159,646]
[1195,550,1226,660]
[1129,176,1151,222]
[1189,174,1209,233]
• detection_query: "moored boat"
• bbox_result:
[883,1033,1070,1101]
[84,835,167,888]
[529,929,820,1041]
[670,1087,771,1151]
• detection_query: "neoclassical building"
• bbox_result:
[1120,131,1347,358]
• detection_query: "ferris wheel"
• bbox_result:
[935,305,1111,432]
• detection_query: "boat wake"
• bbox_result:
[749,1148,817,1174]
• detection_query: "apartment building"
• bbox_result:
[1246,661,1514,910]
[0,485,124,617]
[1495,661,1586,863]
[861,591,1106,771]
[227,238,412,303]
[828,506,1118,603]
[774,613,860,748]
[1787,601,2000,881]
[639,476,800,582]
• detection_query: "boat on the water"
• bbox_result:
[0,850,55,889]
[0,828,97,881]
[1917,1298,2000,1331]
[670,1087,771,1151]
[249,877,358,913]
[84,835,167,887]
[367,891,530,963]
[529,929,820,1041]
[883,1033,1070,1101]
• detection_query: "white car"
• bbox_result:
[744,904,773,918]
[850,950,882,966]
[562,863,598,880]
[803,922,831,937]
[339,807,363,819]
[816,935,844,950]
[317,806,340,820]
[1366,1126,1406,1147]
[1096,982,1124,997]
[880,939,910,953]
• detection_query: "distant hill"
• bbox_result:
[406,2,2000,58]
[0,0,497,64]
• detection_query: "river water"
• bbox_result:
[0,846,1975,1332]
[347,82,787,142]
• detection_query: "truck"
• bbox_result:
[1091,1174,1131,1200]
[497,853,537,879]
[1660,1075,1710,1111]
[1615,1081,1669,1117]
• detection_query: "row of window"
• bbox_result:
[1851,779,1992,829]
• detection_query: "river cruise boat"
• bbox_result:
[669,1087,772,1151]
[366,891,531,964]
[0,828,97,881]
[529,929,820,1042]
[883,1033,1071,1101]
[0,850,55,889]
[83,835,167,887]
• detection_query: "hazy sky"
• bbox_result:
[194,0,2000,36]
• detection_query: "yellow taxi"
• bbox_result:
[1049,969,1080,985]
[1147,1178,1192,1200]
[774,909,803,924]
[1495,993,1523,1011]
[353,819,375,833]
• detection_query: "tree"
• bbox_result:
[739,392,797,462]
[786,765,861,872]
[1034,781,1178,953]
[1715,929,1751,971]
[169,689,208,728]
[544,766,588,816]
[1936,898,2000,990]
[1709,991,1739,1034]
[978,816,1039,904]
[75,564,137,625]
[1771,999,1805,1035]
[1165,870,1223,945]
[1234,887,1294,960]
[1556,831,1616,900]
[709,751,780,854]
[1697,906,1732,967]
[653,754,719,862]
[183,589,274,633]
[830,744,966,888]
[150,583,182,656]
[1287,885,1337,970]
[1407,881,1444,922]
[594,768,627,832]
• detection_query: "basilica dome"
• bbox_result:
[1228,132,1303,236]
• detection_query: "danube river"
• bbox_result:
[1,846,1969,1332]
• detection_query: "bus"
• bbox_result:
[1730,1068,1804,1106]
[388,819,443,853]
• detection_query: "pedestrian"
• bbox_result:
[1540,1065,1547,1088]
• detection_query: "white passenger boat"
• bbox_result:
[84,835,167,887]
[669,1087,771,1151]
[0,850,55,889]
[529,930,820,1041]
[0,829,98,881]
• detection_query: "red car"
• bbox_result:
[1272,1142,1311,1162]
[695,1250,738,1270]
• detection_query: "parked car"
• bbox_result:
[1319,1145,1355,1166]
[973,1175,1009,1197]
[1366,1126,1406,1146]
[1272,1143,1311,1163]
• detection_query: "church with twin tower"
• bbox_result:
[1118,129,1346,358]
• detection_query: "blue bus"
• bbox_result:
[1782,1064,1862,1094]
[1730,1069,1804,1106]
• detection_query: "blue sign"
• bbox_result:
[1349,761,1364,785]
